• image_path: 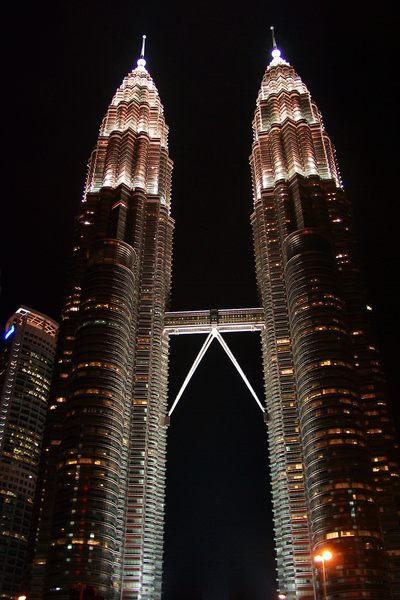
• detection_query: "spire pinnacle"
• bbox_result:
[140,34,146,58]
[270,25,281,59]
[136,34,147,71]
[270,25,277,49]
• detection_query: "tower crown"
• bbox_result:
[250,37,341,196]
[84,37,172,208]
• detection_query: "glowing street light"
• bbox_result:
[314,550,333,600]
[278,594,287,599]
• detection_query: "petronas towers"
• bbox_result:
[23,35,399,600]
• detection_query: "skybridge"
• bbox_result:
[164,307,265,335]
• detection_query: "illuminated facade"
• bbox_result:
[28,37,400,600]
[251,39,400,598]
[0,307,57,599]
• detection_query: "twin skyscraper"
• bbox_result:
[1,34,399,600]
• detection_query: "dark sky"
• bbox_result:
[2,2,399,599]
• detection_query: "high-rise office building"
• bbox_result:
[31,42,173,600]
[251,37,400,598]
[0,307,58,599]
[30,37,400,600]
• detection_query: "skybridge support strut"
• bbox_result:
[168,331,214,417]
[213,329,265,414]
[168,328,265,418]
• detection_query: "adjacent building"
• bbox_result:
[0,307,58,599]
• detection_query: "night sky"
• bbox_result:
[2,2,399,599]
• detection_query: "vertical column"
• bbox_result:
[123,200,173,600]
[252,191,313,599]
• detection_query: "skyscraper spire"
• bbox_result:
[270,25,277,49]
[268,25,288,66]
[140,33,146,57]
[136,33,147,70]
